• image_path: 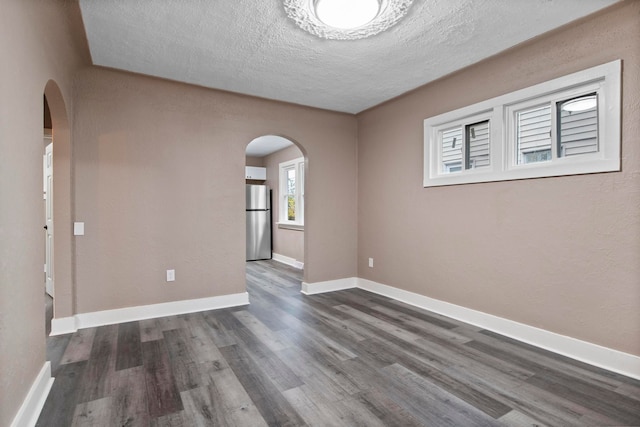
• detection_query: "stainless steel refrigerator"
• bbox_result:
[246,184,272,261]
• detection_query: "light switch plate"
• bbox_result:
[74,222,85,236]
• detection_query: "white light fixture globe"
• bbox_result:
[315,0,380,30]
[284,0,414,40]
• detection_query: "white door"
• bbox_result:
[44,142,54,297]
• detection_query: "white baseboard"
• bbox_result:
[301,277,357,295]
[50,292,249,335]
[357,278,640,381]
[272,253,304,269]
[50,316,77,336]
[10,362,54,427]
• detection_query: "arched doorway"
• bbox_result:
[245,135,307,281]
[43,80,73,336]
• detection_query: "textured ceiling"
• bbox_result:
[79,0,618,114]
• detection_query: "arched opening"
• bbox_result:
[43,80,73,337]
[245,135,307,291]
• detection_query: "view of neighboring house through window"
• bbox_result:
[515,94,598,165]
[279,157,304,227]
[440,120,490,173]
[516,105,552,164]
[423,60,619,187]
[466,120,490,169]
[557,93,598,157]
[441,127,463,173]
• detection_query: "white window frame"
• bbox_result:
[278,157,304,229]
[423,60,621,187]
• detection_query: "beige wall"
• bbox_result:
[0,1,84,425]
[264,144,305,264]
[245,156,265,167]
[73,67,357,313]
[356,2,640,356]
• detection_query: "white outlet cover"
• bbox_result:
[74,222,85,236]
[368,258,374,268]
[166,269,175,282]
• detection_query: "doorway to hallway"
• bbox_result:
[43,96,54,335]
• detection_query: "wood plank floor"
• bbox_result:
[39,260,640,426]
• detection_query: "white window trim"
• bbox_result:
[278,156,305,227]
[423,60,621,187]
[277,223,304,231]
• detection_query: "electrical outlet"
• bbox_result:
[166,269,175,282]
[73,222,85,236]
[368,257,374,268]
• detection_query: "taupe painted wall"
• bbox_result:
[0,1,83,425]
[264,144,305,264]
[356,2,640,356]
[73,67,357,313]
[245,155,265,167]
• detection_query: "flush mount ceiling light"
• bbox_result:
[561,94,597,112]
[284,0,414,40]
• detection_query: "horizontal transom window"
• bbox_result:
[424,60,621,187]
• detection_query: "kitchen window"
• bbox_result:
[423,60,621,187]
[279,157,304,229]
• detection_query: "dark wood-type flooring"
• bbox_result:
[39,260,640,426]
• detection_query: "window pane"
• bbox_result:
[516,105,551,164]
[441,127,462,173]
[287,169,296,195]
[286,168,296,221]
[279,158,304,225]
[465,120,490,169]
[557,94,598,157]
[287,195,296,221]
[521,150,552,164]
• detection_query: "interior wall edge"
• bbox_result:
[1,0,86,424]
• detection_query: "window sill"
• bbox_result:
[424,156,620,187]
[277,222,304,231]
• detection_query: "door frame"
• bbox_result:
[44,138,54,297]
